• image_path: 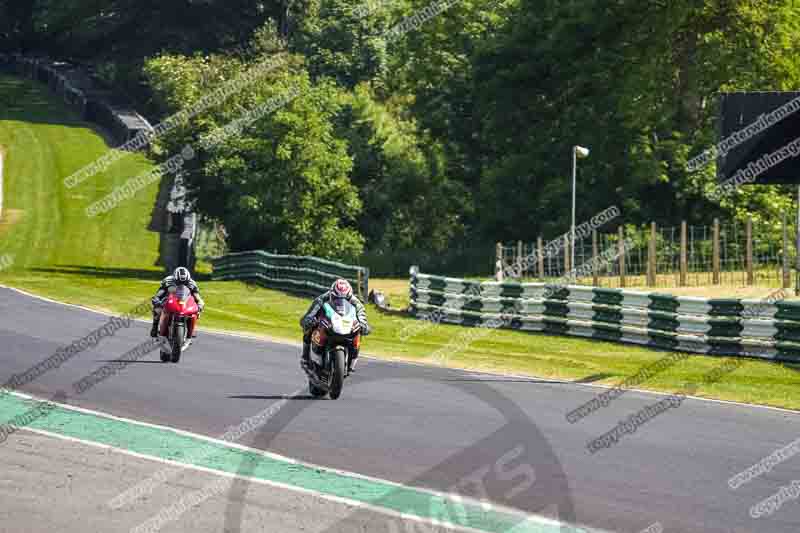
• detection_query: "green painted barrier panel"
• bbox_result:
[592,288,623,306]
[707,318,743,338]
[775,321,800,343]
[592,307,623,325]
[776,301,800,321]
[707,299,745,317]
[591,322,623,342]
[648,293,679,313]
[648,317,680,333]
[775,341,800,362]
[544,301,569,318]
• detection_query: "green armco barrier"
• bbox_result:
[775,301,800,321]
[407,270,800,363]
[706,337,747,356]
[708,299,745,317]
[774,321,800,343]
[593,307,623,325]
[544,300,569,318]
[647,316,680,333]
[592,288,623,306]
[648,293,679,313]
[707,318,744,338]
[774,341,800,363]
[591,322,623,342]
[646,330,680,350]
[212,250,369,300]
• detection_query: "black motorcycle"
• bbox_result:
[304,299,362,399]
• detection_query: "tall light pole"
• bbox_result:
[572,145,590,272]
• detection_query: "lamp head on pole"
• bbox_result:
[574,145,590,158]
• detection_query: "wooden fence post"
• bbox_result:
[783,213,791,288]
[537,237,544,279]
[680,221,687,287]
[564,235,570,274]
[517,240,524,277]
[712,218,720,285]
[618,226,626,288]
[746,218,754,285]
[592,230,599,286]
[647,222,657,287]
[496,242,502,271]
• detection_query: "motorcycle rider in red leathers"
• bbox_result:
[300,279,370,372]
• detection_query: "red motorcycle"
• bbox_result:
[158,285,199,363]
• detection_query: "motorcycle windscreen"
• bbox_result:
[331,296,354,317]
[174,285,191,302]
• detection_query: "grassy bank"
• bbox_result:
[0,74,161,270]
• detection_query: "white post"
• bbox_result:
[571,145,589,271]
[796,184,800,295]
[571,146,577,272]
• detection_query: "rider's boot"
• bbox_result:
[348,349,359,374]
[301,341,311,370]
[151,306,162,338]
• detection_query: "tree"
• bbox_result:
[472,0,800,240]
[338,83,470,253]
[293,0,395,88]
[144,52,365,260]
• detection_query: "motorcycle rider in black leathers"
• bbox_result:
[150,267,205,338]
[300,279,370,372]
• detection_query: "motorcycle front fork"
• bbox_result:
[158,314,198,338]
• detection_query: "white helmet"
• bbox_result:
[331,279,353,300]
[174,266,191,283]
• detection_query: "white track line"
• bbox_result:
[5,389,600,533]
[2,284,800,416]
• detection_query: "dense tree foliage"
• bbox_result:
[2,0,800,270]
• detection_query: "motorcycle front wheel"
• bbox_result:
[328,347,346,400]
[309,382,327,398]
[171,322,185,363]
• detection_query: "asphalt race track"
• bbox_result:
[2,286,800,533]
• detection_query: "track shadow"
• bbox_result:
[30,265,166,280]
[439,378,560,384]
[227,394,316,401]
[94,359,164,364]
[573,372,615,383]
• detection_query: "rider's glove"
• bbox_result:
[360,322,371,336]
[151,296,162,307]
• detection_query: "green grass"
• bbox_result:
[0,74,162,271]
[2,73,800,411]
[3,269,800,411]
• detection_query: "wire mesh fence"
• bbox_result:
[498,217,796,289]
[195,222,228,263]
